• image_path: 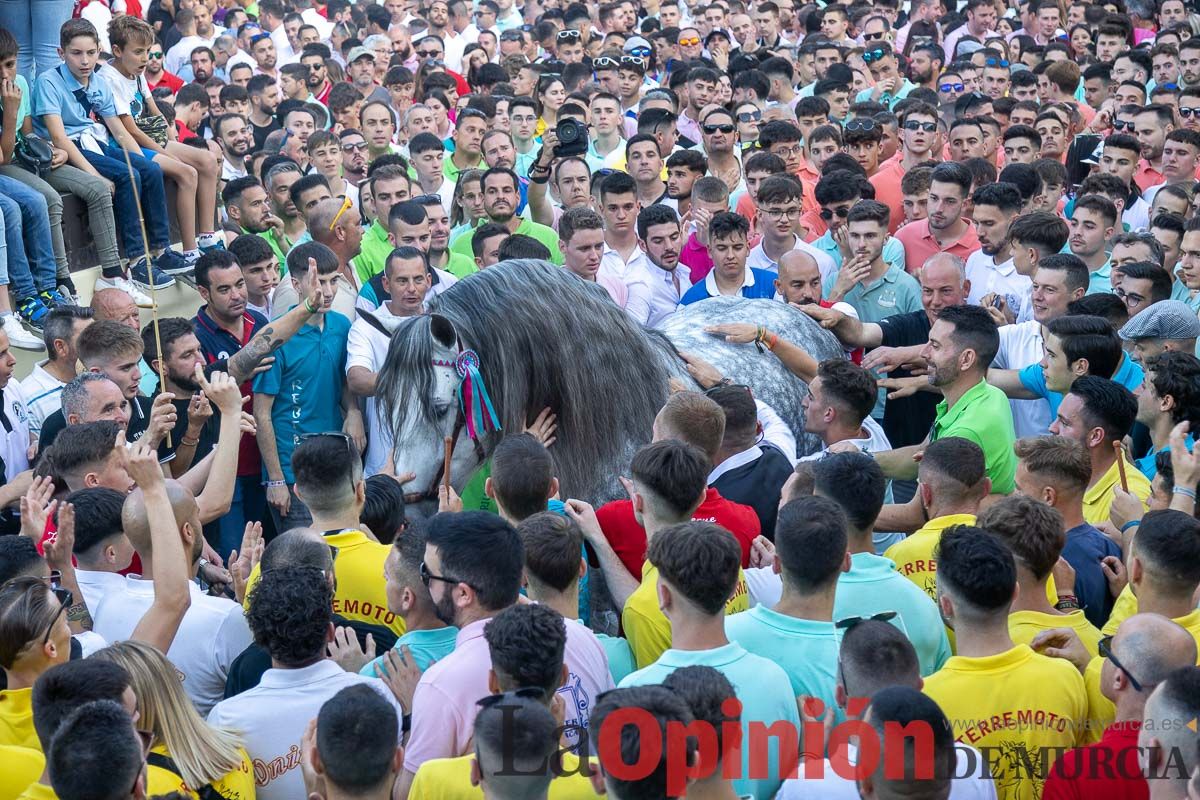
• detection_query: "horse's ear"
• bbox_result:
[430,315,457,349]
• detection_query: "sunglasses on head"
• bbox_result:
[819,205,851,220]
[703,122,736,133]
[862,47,888,62]
[939,82,965,92]
[903,119,937,132]
[737,110,762,122]
[558,29,581,40]
[835,610,897,630]
[984,57,1009,67]
[593,55,620,68]
[500,30,524,41]
[477,687,547,708]
[679,36,701,46]
[621,55,647,68]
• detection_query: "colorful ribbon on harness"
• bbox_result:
[455,349,501,439]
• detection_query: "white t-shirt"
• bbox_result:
[73,568,128,615]
[208,660,403,800]
[0,382,32,481]
[965,252,1030,311]
[346,303,412,477]
[94,577,253,715]
[776,742,997,800]
[19,361,67,438]
[992,320,1051,438]
[95,63,149,119]
[165,34,217,77]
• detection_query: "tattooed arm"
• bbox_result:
[225,299,318,384]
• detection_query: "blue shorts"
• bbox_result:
[141,147,159,161]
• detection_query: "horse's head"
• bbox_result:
[378,314,494,505]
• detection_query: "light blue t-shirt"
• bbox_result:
[620,642,801,800]
[1019,352,1144,421]
[833,552,952,677]
[33,64,118,141]
[826,262,923,324]
[359,625,460,679]
[813,231,908,275]
[597,633,636,685]
[0,75,30,137]
[725,606,840,717]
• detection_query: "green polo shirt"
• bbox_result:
[442,251,479,279]
[248,227,300,273]
[836,262,923,324]
[930,378,1017,494]
[449,217,564,265]
[351,220,392,286]
[443,151,484,184]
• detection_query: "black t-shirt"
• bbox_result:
[711,444,794,541]
[155,392,222,465]
[876,310,939,449]
[251,117,282,152]
[38,394,155,455]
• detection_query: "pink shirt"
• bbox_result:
[403,617,493,772]
[893,218,981,274]
[680,231,714,283]
[596,266,630,309]
[560,619,617,750]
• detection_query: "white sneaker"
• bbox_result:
[1,313,44,350]
[94,275,154,309]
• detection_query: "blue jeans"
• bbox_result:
[0,175,57,299]
[0,0,73,77]
[81,142,170,260]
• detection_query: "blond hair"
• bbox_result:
[93,641,245,789]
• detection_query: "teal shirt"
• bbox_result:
[814,231,907,275]
[252,310,351,483]
[833,552,952,677]
[1084,260,1112,295]
[597,633,636,685]
[620,642,802,800]
[724,606,840,718]
[359,625,459,679]
[1172,277,1191,304]
[0,75,31,137]
[854,79,916,109]
[1018,352,1144,421]
[827,262,923,324]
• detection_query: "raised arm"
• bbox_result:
[191,370,251,524]
[226,273,320,383]
[565,499,640,608]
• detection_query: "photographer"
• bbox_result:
[526,117,593,229]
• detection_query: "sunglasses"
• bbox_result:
[42,586,73,645]
[939,82,965,92]
[500,31,525,41]
[593,55,620,68]
[835,610,898,630]
[297,432,357,494]
[862,47,888,62]
[679,36,701,46]
[628,47,651,58]
[737,110,762,122]
[557,29,581,40]
[326,196,354,230]
[420,560,468,588]
[416,49,442,58]
[341,140,369,152]
[702,122,736,134]
[1112,119,1134,130]
[477,687,547,708]
[1181,107,1200,118]
[819,205,851,220]
[984,57,1009,67]
[148,51,164,59]
[863,31,887,40]
[845,117,877,131]
[903,120,937,132]
[1099,635,1145,692]
[620,55,647,68]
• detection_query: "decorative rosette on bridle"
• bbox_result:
[455,349,501,439]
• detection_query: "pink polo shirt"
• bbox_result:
[680,231,714,283]
[893,218,981,274]
[403,617,493,773]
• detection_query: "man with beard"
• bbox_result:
[449,168,563,264]
[699,106,743,195]
[895,162,981,274]
[1134,105,1175,190]
[262,162,309,265]
[415,195,477,278]
[906,42,943,92]
[300,44,333,104]
[189,46,216,83]
[965,183,1026,307]
[347,47,391,105]
[871,102,939,234]
[214,114,253,182]
[339,129,369,185]
[637,205,689,326]
[665,150,707,221]
[528,156,591,229]
[143,318,222,474]
[250,31,279,81]
[678,66,719,145]
[247,74,281,151]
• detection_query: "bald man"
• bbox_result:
[1043,614,1198,799]
[271,199,362,319]
[93,474,253,715]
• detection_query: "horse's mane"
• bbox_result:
[376,259,674,500]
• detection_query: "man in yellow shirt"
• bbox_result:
[44,700,147,800]
[923,526,1087,800]
[1048,376,1150,525]
[410,604,598,799]
[573,437,749,671]
[978,495,1102,657]
[244,434,406,642]
[884,436,990,602]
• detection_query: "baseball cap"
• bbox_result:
[1119,300,1200,341]
[348,46,375,63]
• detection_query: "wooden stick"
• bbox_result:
[1114,441,1128,492]
[442,436,454,494]
[116,140,171,448]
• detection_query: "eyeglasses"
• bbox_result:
[1099,635,1145,692]
[702,122,735,134]
[557,29,581,40]
[327,195,354,230]
[416,49,442,58]
[41,586,72,645]
[297,432,357,495]
[759,206,802,219]
[835,610,898,630]
[939,82,965,92]
[984,57,1010,67]
[678,36,701,46]
[737,110,762,123]
[862,47,888,62]
[477,687,547,708]
[1115,286,1146,307]
[903,120,937,132]
[770,143,804,157]
[1181,107,1200,118]
[845,117,877,131]
[420,560,467,588]
[819,205,852,220]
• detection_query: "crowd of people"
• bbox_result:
[4,0,1200,799]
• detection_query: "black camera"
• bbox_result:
[554,117,589,158]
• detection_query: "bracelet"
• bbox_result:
[304,297,318,313]
[1054,597,1081,611]
[529,171,550,185]
[264,479,287,488]
[1120,519,1140,533]
[1173,486,1197,499]
[180,436,200,447]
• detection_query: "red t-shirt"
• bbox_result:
[595,487,760,577]
[147,70,184,93]
[1042,723,1147,800]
